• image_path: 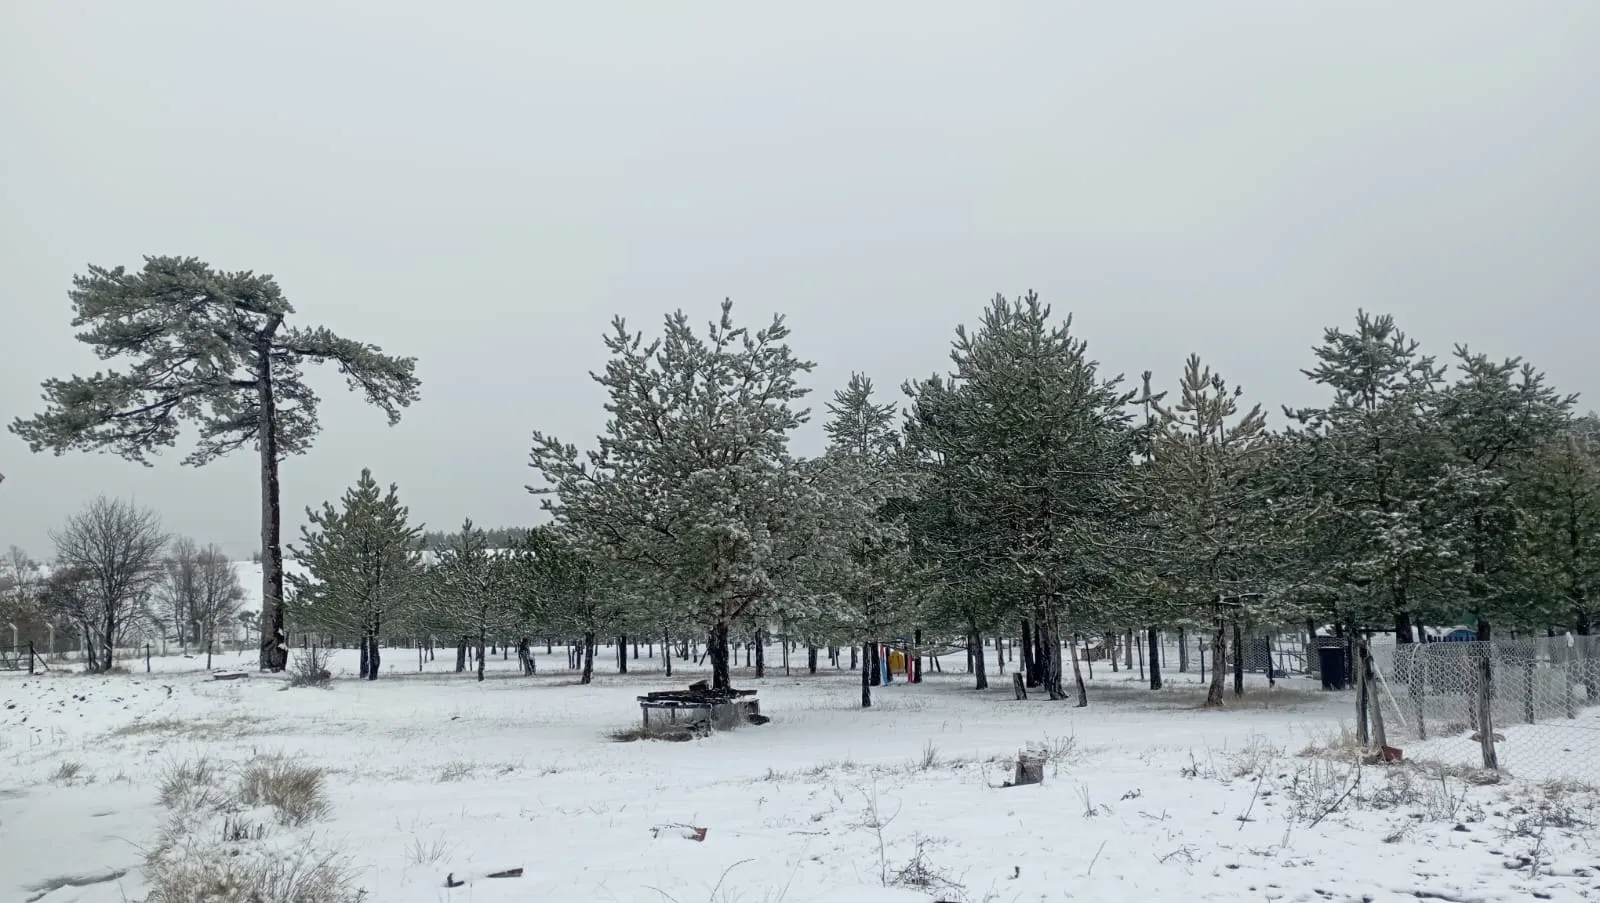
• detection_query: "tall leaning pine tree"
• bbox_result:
[9,257,420,671]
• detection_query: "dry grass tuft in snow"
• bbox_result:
[158,757,225,810]
[112,716,255,742]
[142,755,360,903]
[142,836,362,903]
[238,758,332,826]
[48,760,86,784]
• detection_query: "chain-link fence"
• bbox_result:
[1369,637,1600,784]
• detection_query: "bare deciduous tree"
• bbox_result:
[194,545,246,669]
[48,496,169,672]
[161,537,202,650]
[1,546,42,628]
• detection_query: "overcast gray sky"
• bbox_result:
[3,1,1597,559]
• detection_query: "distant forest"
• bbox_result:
[414,526,530,550]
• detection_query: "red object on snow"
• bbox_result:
[1380,745,1403,762]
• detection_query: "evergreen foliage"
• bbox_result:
[10,257,420,672]
[528,300,814,690]
[421,520,522,682]
[902,293,1137,701]
[287,469,424,680]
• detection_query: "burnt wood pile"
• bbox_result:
[638,680,770,730]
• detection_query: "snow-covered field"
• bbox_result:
[2,647,1596,903]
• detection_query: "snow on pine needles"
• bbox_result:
[2,647,1597,903]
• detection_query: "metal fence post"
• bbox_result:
[28,640,35,675]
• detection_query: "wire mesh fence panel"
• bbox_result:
[1370,637,1600,784]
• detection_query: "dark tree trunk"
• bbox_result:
[366,617,381,680]
[868,641,882,686]
[1394,608,1415,644]
[807,645,818,674]
[1068,634,1088,707]
[1020,619,1038,687]
[1033,619,1047,684]
[970,631,988,690]
[663,628,673,678]
[1147,626,1162,690]
[256,329,289,673]
[754,629,765,679]
[476,628,487,683]
[359,637,370,679]
[1205,607,1227,707]
[861,641,872,708]
[455,637,467,672]
[617,635,628,674]
[1231,618,1244,697]
[1177,626,1189,672]
[912,629,923,684]
[707,621,732,690]
[581,631,596,684]
[1041,615,1065,700]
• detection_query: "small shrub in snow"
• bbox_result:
[237,758,331,826]
[888,837,965,899]
[405,834,453,866]
[436,761,475,782]
[287,647,333,688]
[1228,734,1283,778]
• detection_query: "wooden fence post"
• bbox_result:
[1477,649,1499,771]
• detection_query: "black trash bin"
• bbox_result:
[1317,646,1349,690]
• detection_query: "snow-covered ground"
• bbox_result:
[2,646,1596,903]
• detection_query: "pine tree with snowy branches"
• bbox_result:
[805,374,921,707]
[529,300,814,690]
[1139,354,1290,706]
[422,520,522,682]
[1286,311,1455,642]
[512,525,626,684]
[1436,348,1574,637]
[1523,416,1600,636]
[287,469,424,680]
[903,292,1137,704]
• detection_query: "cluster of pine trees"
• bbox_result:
[284,294,1599,707]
